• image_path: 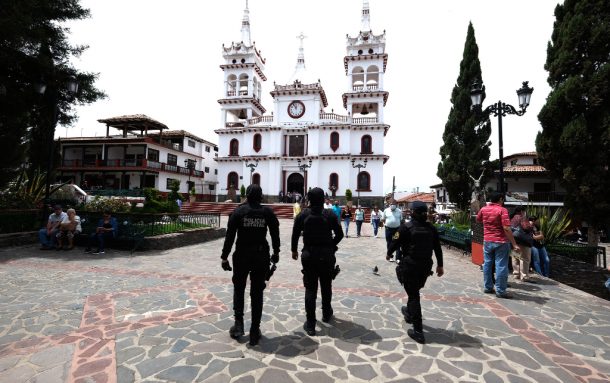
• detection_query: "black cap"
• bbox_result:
[412,201,427,214]
[246,184,263,203]
[307,187,325,207]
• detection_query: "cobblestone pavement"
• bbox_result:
[1,218,609,383]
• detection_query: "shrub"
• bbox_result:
[167,180,183,202]
[240,184,246,197]
[345,189,352,201]
[450,210,471,227]
[84,196,131,213]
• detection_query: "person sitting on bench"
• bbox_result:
[85,210,118,255]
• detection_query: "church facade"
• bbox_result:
[215,1,390,205]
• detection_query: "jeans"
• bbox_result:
[483,242,510,295]
[343,218,350,236]
[356,220,363,236]
[39,228,60,248]
[385,226,402,260]
[531,246,550,277]
[372,219,380,236]
[88,232,115,252]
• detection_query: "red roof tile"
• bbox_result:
[397,192,435,203]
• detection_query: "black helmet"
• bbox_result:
[246,184,263,203]
[307,187,325,207]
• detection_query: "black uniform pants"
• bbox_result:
[232,251,269,329]
[301,249,335,323]
[402,262,431,332]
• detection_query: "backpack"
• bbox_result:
[302,209,333,247]
[404,221,434,261]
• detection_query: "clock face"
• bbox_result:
[288,100,305,119]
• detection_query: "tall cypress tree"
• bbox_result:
[536,0,610,245]
[0,0,105,187]
[437,22,492,211]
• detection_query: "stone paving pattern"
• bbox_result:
[0,217,609,382]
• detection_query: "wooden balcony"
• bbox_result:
[59,159,204,178]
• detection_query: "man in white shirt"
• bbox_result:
[323,198,333,210]
[38,205,68,250]
[381,199,403,262]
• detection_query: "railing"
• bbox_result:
[546,240,606,268]
[79,212,221,237]
[247,115,274,125]
[319,112,349,123]
[352,84,378,91]
[225,122,245,128]
[505,191,566,203]
[227,90,236,96]
[353,117,378,124]
[61,159,204,178]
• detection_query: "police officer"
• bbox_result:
[291,187,343,336]
[388,200,444,344]
[221,184,280,346]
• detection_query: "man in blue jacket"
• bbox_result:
[85,210,118,255]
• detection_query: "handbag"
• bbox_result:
[512,226,533,247]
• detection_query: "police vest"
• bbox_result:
[302,209,333,248]
[403,221,434,261]
[237,206,269,249]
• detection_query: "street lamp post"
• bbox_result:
[297,158,312,196]
[35,75,79,215]
[245,159,259,184]
[184,159,196,189]
[470,81,533,193]
[351,158,368,207]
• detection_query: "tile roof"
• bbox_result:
[97,114,168,130]
[159,130,217,146]
[397,192,435,204]
[502,165,547,173]
[503,151,538,161]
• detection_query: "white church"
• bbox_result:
[215,1,390,204]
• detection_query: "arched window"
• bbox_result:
[227,172,239,189]
[229,139,239,156]
[227,74,237,96]
[252,173,260,185]
[357,171,370,191]
[253,134,262,152]
[239,73,249,96]
[361,135,372,154]
[330,132,339,152]
[329,173,339,191]
[352,66,364,91]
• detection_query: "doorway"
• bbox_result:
[287,173,304,196]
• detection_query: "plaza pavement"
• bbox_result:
[0,217,609,383]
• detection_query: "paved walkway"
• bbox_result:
[0,218,609,383]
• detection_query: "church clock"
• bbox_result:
[287,100,305,119]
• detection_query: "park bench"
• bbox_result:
[78,217,147,254]
[438,226,471,254]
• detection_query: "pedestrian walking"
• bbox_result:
[220,184,281,346]
[476,192,521,299]
[381,199,403,261]
[388,201,444,344]
[354,205,365,237]
[370,205,382,238]
[331,201,341,223]
[341,205,352,237]
[291,187,344,336]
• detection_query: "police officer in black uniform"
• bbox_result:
[221,184,280,346]
[388,200,444,344]
[291,187,343,336]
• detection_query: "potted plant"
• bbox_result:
[240,184,246,202]
[189,187,197,203]
[345,189,353,207]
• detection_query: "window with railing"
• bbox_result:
[147,148,159,162]
[227,172,239,189]
[361,135,372,154]
[329,173,339,191]
[166,178,179,189]
[288,135,305,156]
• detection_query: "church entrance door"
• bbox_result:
[286,173,304,197]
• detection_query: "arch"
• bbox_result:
[253,133,262,152]
[330,131,339,152]
[287,173,304,195]
[252,77,259,99]
[361,135,372,154]
[366,65,379,90]
[227,74,237,96]
[239,73,249,95]
[227,172,239,189]
[357,171,371,191]
[351,66,364,90]
[252,173,260,185]
[329,173,339,190]
[229,139,239,156]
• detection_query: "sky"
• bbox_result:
[66,0,560,194]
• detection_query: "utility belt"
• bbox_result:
[302,245,336,262]
[235,243,270,256]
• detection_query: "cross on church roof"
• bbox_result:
[297,32,307,48]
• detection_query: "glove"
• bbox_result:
[271,252,279,264]
[221,260,232,271]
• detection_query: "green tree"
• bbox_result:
[536,0,610,245]
[437,22,492,210]
[0,0,105,187]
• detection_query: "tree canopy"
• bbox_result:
[536,0,610,242]
[437,22,492,211]
[0,0,105,187]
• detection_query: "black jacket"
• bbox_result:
[388,219,443,267]
[291,207,343,252]
[221,202,280,260]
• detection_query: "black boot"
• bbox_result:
[408,328,425,344]
[303,321,316,336]
[229,318,244,340]
[401,306,412,324]
[322,309,333,323]
[249,327,261,346]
